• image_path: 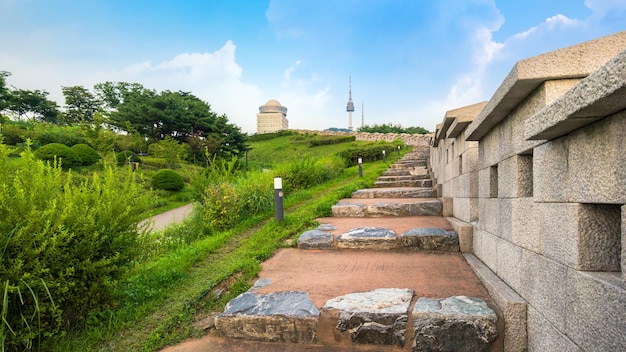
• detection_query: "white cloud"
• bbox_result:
[89,41,263,133]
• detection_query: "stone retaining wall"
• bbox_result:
[293,129,433,146]
[430,31,626,351]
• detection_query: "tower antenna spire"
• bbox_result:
[346,76,355,130]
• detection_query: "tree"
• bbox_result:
[5,88,59,123]
[0,71,10,112]
[61,85,101,124]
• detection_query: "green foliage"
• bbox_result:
[336,140,404,166]
[70,144,101,165]
[248,130,297,142]
[308,135,355,146]
[0,143,157,349]
[151,169,185,191]
[147,136,187,168]
[33,142,81,167]
[32,124,87,147]
[358,123,430,134]
[273,155,345,193]
[0,123,29,145]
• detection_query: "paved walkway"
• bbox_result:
[140,203,194,232]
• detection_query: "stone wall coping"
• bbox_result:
[446,101,488,139]
[525,49,626,140]
[466,30,626,141]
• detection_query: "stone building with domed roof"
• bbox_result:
[256,99,288,134]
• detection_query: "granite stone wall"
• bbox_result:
[431,31,626,351]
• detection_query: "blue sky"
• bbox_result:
[1,0,625,134]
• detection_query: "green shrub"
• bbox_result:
[335,141,403,166]
[0,144,156,350]
[308,135,355,146]
[70,143,101,165]
[116,150,142,164]
[151,169,185,191]
[33,142,81,167]
[32,124,86,147]
[273,155,345,192]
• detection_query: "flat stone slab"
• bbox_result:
[336,227,397,250]
[316,216,454,236]
[374,179,432,188]
[352,187,435,199]
[332,198,442,217]
[412,296,498,352]
[400,228,459,251]
[215,291,320,343]
[323,288,414,346]
[297,229,334,249]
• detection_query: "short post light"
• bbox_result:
[382,150,386,162]
[358,158,363,177]
[397,145,401,155]
[274,177,284,222]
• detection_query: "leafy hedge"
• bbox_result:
[308,135,355,147]
[335,141,404,166]
[248,130,297,142]
[151,169,185,191]
[70,143,100,165]
[0,144,156,351]
[116,150,142,164]
[33,142,81,167]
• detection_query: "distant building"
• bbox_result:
[346,77,355,131]
[256,99,288,134]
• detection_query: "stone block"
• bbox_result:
[533,139,569,202]
[441,197,453,217]
[520,251,567,331]
[567,112,626,204]
[473,228,485,260]
[297,230,334,250]
[458,171,479,198]
[461,146,479,172]
[412,296,498,352]
[332,203,365,217]
[498,155,533,198]
[399,228,459,252]
[495,238,523,291]
[478,125,501,169]
[452,197,478,223]
[446,217,473,252]
[501,198,539,251]
[527,306,582,352]
[215,291,319,343]
[478,198,500,235]
[336,227,397,250]
[442,176,457,198]
[463,254,528,352]
[539,203,621,271]
[480,230,498,272]
[478,167,491,198]
[565,270,626,351]
[622,205,625,285]
[323,288,413,347]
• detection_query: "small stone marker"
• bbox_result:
[323,288,414,346]
[412,296,498,352]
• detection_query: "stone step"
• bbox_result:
[352,187,435,199]
[298,225,458,251]
[216,288,497,350]
[374,179,433,188]
[331,198,441,217]
[377,174,430,182]
[390,161,427,169]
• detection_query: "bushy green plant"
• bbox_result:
[32,124,86,146]
[273,155,345,192]
[151,169,185,191]
[70,143,100,165]
[0,143,156,349]
[308,135,355,146]
[335,141,403,166]
[33,142,81,167]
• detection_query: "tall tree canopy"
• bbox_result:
[61,85,100,124]
[99,82,247,157]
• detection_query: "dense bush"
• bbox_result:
[248,130,297,142]
[357,123,430,134]
[70,143,101,165]
[336,141,404,166]
[116,150,142,164]
[151,169,185,191]
[272,155,345,193]
[0,144,156,350]
[33,124,87,146]
[308,135,355,147]
[33,142,81,167]
[0,123,29,145]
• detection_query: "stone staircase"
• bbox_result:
[213,146,500,351]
